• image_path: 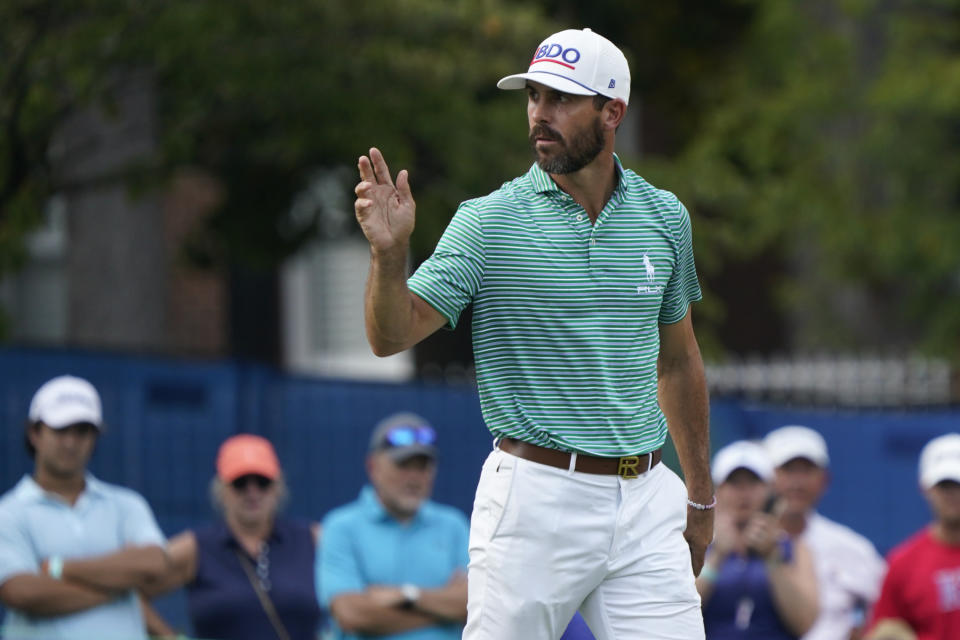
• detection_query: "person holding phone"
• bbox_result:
[698,441,819,639]
[763,425,885,640]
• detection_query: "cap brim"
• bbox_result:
[43,406,103,430]
[716,464,769,485]
[497,72,598,96]
[386,445,437,463]
[220,464,280,483]
[922,465,960,489]
[769,451,828,469]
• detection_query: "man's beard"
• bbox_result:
[529,116,605,174]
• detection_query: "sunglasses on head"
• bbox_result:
[384,425,437,448]
[230,474,273,491]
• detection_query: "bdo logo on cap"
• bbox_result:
[530,42,581,69]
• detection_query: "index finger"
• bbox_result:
[358,155,376,183]
[369,147,395,188]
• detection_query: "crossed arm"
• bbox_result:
[0,545,170,617]
[329,573,468,635]
[0,574,116,616]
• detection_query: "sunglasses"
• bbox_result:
[384,425,437,448]
[230,474,273,491]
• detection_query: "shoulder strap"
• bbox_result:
[234,548,292,640]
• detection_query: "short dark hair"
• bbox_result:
[593,94,612,110]
[24,421,99,459]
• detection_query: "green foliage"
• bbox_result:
[0,0,150,274]
[541,0,757,154]
[1,0,551,270]
[5,0,960,361]
[138,0,551,264]
[638,0,960,361]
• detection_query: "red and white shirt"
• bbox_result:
[869,527,960,640]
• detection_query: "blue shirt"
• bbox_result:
[319,486,470,640]
[188,518,323,640]
[0,474,165,640]
[702,541,797,640]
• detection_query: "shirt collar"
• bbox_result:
[358,484,427,525]
[16,472,107,504]
[359,484,391,521]
[526,154,627,197]
[216,519,285,548]
[82,473,110,498]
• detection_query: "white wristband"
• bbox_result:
[687,496,717,511]
[47,555,64,580]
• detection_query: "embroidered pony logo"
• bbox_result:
[643,254,655,282]
[636,253,663,295]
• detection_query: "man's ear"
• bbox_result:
[603,99,627,130]
[26,422,41,448]
[366,453,383,483]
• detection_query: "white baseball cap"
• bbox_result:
[763,425,830,469]
[28,375,103,429]
[919,433,960,489]
[712,440,774,485]
[497,28,631,105]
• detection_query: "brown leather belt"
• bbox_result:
[498,438,662,479]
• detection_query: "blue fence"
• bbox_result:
[0,348,495,530]
[0,347,958,631]
[708,399,960,554]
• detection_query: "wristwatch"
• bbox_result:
[400,583,421,609]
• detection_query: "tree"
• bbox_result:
[633,0,960,362]
[1,0,552,273]
[0,0,148,271]
[0,0,552,358]
[138,0,552,263]
[10,0,957,364]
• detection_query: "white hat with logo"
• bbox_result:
[28,375,103,429]
[497,28,631,105]
[712,440,774,485]
[763,425,830,469]
[919,433,960,489]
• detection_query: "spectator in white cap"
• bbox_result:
[763,425,885,640]
[354,24,712,640]
[865,433,960,640]
[0,375,169,640]
[699,440,819,640]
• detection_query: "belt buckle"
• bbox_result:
[617,455,641,479]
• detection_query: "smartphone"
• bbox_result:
[762,493,779,514]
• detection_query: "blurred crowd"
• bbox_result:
[1,375,958,640]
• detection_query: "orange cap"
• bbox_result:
[216,434,281,482]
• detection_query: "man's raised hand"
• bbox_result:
[355,147,415,255]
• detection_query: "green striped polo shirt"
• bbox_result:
[407,157,702,456]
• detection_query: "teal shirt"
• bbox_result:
[408,158,702,456]
[318,486,470,640]
[0,474,165,640]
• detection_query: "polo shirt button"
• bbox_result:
[576,214,583,221]
[591,238,596,246]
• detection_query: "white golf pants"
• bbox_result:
[464,446,704,640]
